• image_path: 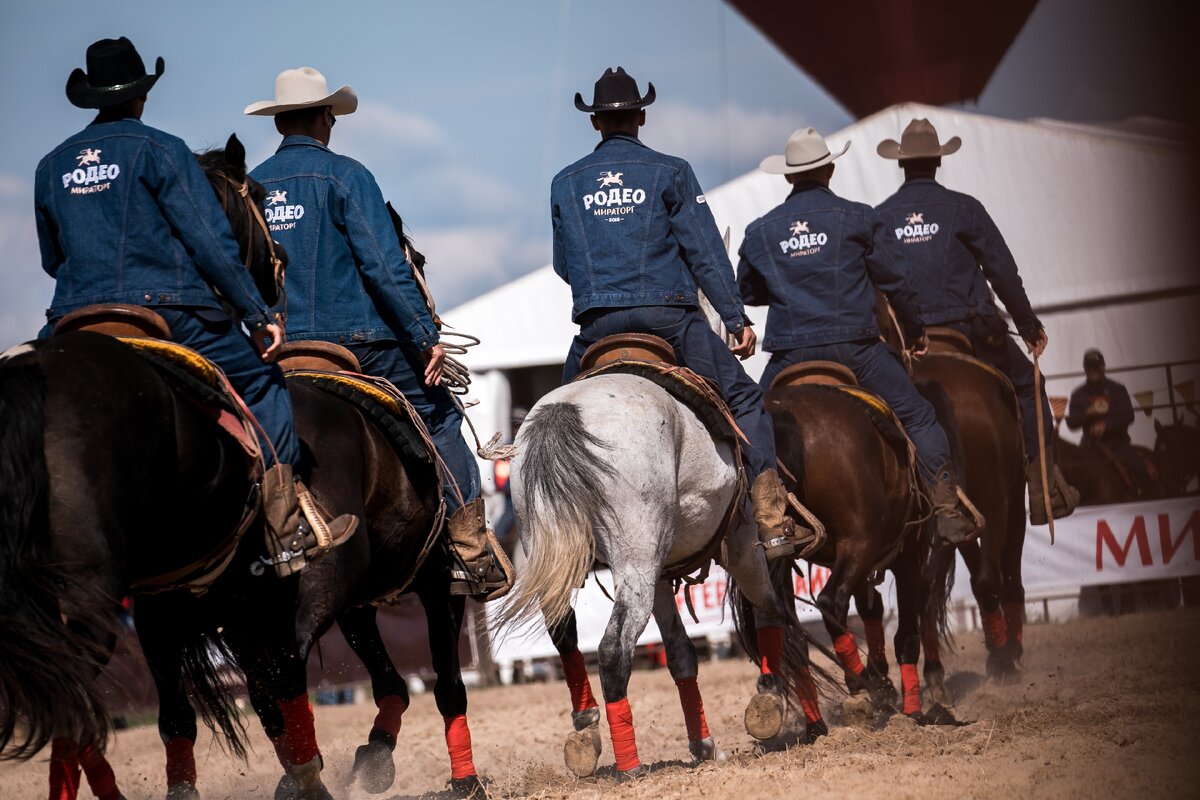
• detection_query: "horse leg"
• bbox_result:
[417,582,486,797]
[338,604,409,795]
[650,580,723,764]
[891,550,925,719]
[855,585,889,678]
[546,608,603,778]
[998,487,1029,669]
[818,559,893,713]
[960,537,1010,677]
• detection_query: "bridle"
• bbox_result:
[215,172,287,322]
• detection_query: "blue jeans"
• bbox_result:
[762,340,951,481]
[561,306,776,477]
[348,341,480,513]
[945,319,1049,459]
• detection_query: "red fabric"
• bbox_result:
[79,747,119,800]
[921,619,942,665]
[279,694,320,766]
[900,664,922,715]
[560,649,598,712]
[863,618,887,669]
[795,668,823,724]
[372,695,408,740]
[833,632,865,675]
[164,737,197,787]
[605,698,641,772]
[757,625,783,676]
[674,677,711,742]
[981,608,1008,650]
[49,738,81,800]
[443,715,476,780]
[1003,602,1024,645]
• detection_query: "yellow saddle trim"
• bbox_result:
[286,370,405,416]
[832,384,895,420]
[926,351,1010,386]
[117,337,220,386]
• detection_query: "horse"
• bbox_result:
[755,382,956,725]
[495,297,822,779]
[1155,419,1200,497]
[1054,433,1160,505]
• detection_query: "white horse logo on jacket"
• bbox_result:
[266,190,288,206]
[597,171,623,188]
[76,149,102,166]
[790,220,809,235]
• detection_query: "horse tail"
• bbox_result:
[728,559,839,711]
[0,357,113,759]
[494,401,617,633]
[179,632,249,759]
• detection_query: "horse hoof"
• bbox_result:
[166,782,200,800]
[274,774,300,800]
[841,694,875,728]
[802,719,829,744]
[744,692,784,740]
[447,774,488,799]
[920,703,968,727]
[617,763,649,781]
[688,736,726,763]
[564,725,601,777]
[352,740,396,794]
[281,757,333,800]
[986,649,1019,680]
[571,706,600,731]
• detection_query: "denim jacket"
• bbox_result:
[35,117,270,329]
[874,178,1041,338]
[250,136,438,350]
[737,183,923,351]
[551,134,746,334]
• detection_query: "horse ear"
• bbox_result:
[224,134,247,173]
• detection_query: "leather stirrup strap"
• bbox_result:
[297,489,332,550]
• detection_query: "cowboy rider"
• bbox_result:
[552,66,816,560]
[245,67,510,600]
[737,127,981,545]
[1067,348,1155,495]
[874,118,1080,524]
[34,37,356,572]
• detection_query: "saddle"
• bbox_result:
[55,303,173,340]
[926,326,974,355]
[276,340,363,373]
[571,342,746,584]
[770,360,858,389]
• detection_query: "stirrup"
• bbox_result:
[449,531,514,602]
[297,490,358,559]
[785,492,827,558]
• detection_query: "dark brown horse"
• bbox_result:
[733,382,954,730]
[1055,433,1160,505]
[1155,419,1200,496]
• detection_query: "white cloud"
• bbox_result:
[335,100,449,166]
[419,224,548,311]
[641,101,810,167]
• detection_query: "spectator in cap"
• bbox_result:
[1066,349,1154,494]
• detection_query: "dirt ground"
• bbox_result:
[2,607,1198,800]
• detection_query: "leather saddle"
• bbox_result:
[926,326,974,355]
[770,360,858,389]
[54,303,173,339]
[276,340,362,374]
[580,333,676,371]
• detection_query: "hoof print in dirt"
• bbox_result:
[353,739,396,794]
[447,774,489,799]
[564,725,603,778]
[744,692,785,740]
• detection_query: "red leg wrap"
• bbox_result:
[863,618,887,670]
[560,649,598,713]
[833,632,865,675]
[795,668,823,724]
[605,698,640,772]
[921,619,942,665]
[165,737,197,787]
[372,695,408,741]
[1003,602,1024,645]
[900,664,922,715]
[674,676,711,742]
[79,747,119,800]
[279,694,320,766]
[981,608,1008,650]
[443,715,476,780]
[49,738,82,800]
[757,626,783,676]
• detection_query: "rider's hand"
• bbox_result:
[422,343,446,386]
[1024,328,1048,359]
[909,333,930,357]
[252,322,285,362]
[730,325,757,360]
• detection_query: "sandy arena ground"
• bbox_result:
[2,607,1198,799]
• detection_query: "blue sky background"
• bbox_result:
[0,0,1185,347]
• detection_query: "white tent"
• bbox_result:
[448,102,1199,456]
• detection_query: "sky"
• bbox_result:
[0,0,1190,349]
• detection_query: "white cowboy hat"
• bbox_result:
[759,127,850,175]
[244,67,358,117]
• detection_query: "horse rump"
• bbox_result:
[0,356,116,759]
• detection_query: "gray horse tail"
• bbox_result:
[495,402,617,633]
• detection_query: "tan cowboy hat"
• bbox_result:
[877,118,961,160]
[244,67,358,117]
[759,127,850,175]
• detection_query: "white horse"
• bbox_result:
[497,294,821,778]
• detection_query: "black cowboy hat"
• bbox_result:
[66,37,165,109]
[574,67,655,113]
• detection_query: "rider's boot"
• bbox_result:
[751,468,822,560]
[929,466,984,545]
[262,463,359,578]
[1026,450,1080,525]
[447,498,515,602]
